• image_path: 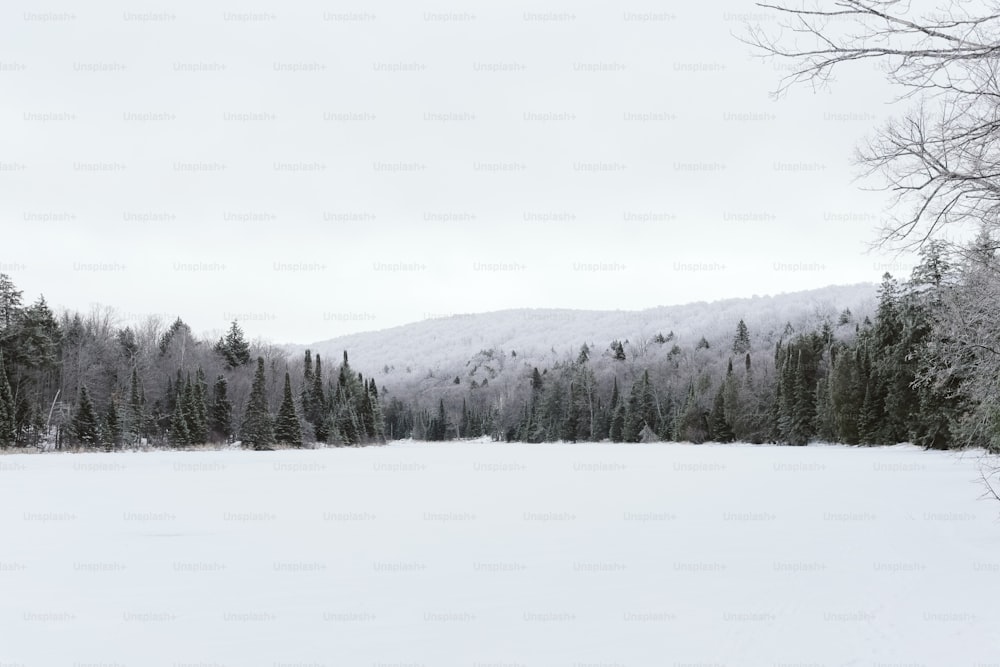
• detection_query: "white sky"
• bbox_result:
[0,0,914,344]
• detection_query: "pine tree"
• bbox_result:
[274,371,303,447]
[0,351,15,446]
[214,320,252,369]
[170,392,191,447]
[460,398,470,438]
[561,382,579,442]
[428,399,448,441]
[359,373,376,438]
[640,370,657,432]
[0,273,23,332]
[310,354,327,441]
[623,379,643,443]
[241,357,275,450]
[210,375,232,443]
[126,367,144,446]
[301,349,314,422]
[71,387,99,448]
[609,378,625,442]
[710,384,734,442]
[368,380,384,441]
[103,400,122,451]
[188,368,209,444]
[733,319,751,354]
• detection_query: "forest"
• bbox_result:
[1,228,998,453]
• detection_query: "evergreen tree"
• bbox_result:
[71,386,99,448]
[301,349,314,423]
[126,368,144,446]
[214,320,251,369]
[460,398,470,437]
[210,375,233,443]
[311,354,328,441]
[103,400,122,451]
[0,351,15,446]
[188,368,209,444]
[0,273,24,330]
[609,378,625,442]
[733,319,751,354]
[561,382,579,442]
[368,380,385,441]
[428,399,448,441]
[170,391,191,447]
[640,370,658,432]
[710,383,734,442]
[274,371,303,447]
[240,357,275,450]
[622,379,643,443]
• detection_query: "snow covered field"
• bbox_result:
[1,441,998,667]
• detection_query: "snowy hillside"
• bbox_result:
[295,283,876,396]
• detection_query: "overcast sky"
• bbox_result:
[0,0,910,344]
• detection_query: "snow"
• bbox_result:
[1,442,998,666]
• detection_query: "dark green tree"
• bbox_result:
[210,375,233,443]
[0,351,16,446]
[274,371,303,447]
[103,400,122,451]
[214,320,251,369]
[240,357,274,450]
[733,319,751,354]
[71,386,100,448]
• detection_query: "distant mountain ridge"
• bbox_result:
[292,283,878,393]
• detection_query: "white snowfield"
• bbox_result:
[1,441,998,667]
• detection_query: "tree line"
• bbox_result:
[390,231,999,452]
[1,226,997,452]
[0,275,384,451]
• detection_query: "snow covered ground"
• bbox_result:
[1,442,998,667]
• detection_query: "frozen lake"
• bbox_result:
[1,441,998,666]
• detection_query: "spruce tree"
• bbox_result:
[210,375,233,443]
[609,378,625,442]
[181,375,201,444]
[301,350,314,423]
[0,351,15,446]
[561,382,579,442]
[103,401,122,451]
[71,387,99,448]
[640,370,657,432]
[435,399,447,440]
[170,395,191,447]
[127,367,144,446]
[310,354,327,441]
[240,357,275,450]
[733,319,751,354]
[621,378,647,443]
[274,371,303,447]
[368,380,385,441]
[214,320,251,369]
[710,384,734,442]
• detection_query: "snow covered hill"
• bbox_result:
[294,283,877,396]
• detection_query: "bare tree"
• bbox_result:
[744,0,1000,248]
